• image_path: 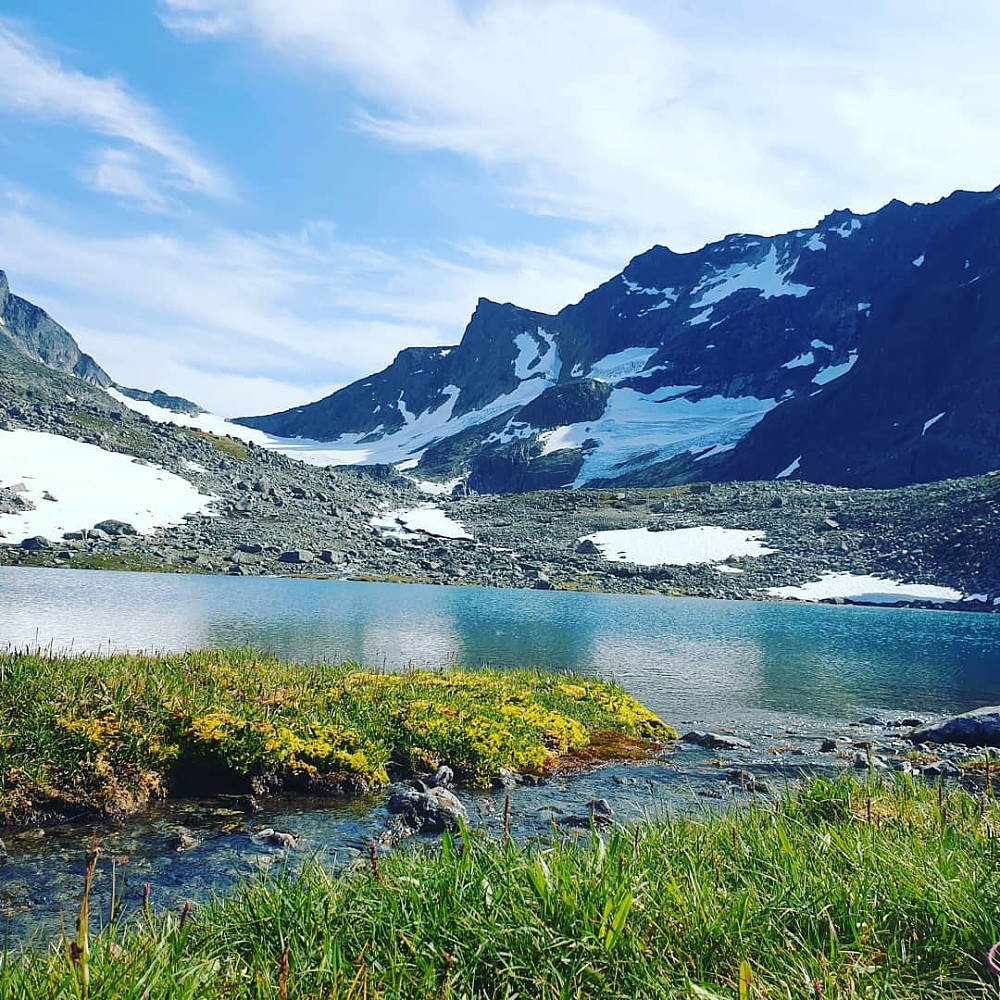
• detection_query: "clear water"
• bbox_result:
[2,566,998,729]
[1,566,998,942]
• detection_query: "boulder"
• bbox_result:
[575,538,600,555]
[20,535,52,551]
[93,519,138,536]
[920,759,962,777]
[278,549,315,564]
[250,828,298,850]
[559,797,616,828]
[908,707,1000,747]
[681,730,752,751]
[386,785,468,833]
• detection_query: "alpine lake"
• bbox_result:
[2,566,998,941]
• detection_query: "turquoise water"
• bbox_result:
[2,566,998,729]
[1,565,998,940]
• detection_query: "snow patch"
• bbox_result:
[922,412,946,435]
[588,347,658,383]
[693,441,736,462]
[832,218,862,238]
[781,352,815,369]
[688,307,714,325]
[0,429,217,544]
[550,387,777,486]
[912,254,925,267]
[579,526,775,566]
[514,328,561,382]
[775,456,801,479]
[805,234,826,251]
[810,339,834,351]
[767,573,963,605]
[692,244,814,309]
[371,504,472,540]
[812,352,858,385]
[414,478,464,497]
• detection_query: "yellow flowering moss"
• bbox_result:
[1,649,673,820]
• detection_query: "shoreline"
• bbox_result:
[2,776,998,998]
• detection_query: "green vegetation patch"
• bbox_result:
[3,777,999,998]
[178,427,248,461]
[0,649,672,824]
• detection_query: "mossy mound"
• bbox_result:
[0,649,674,824]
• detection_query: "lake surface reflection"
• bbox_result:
[2,566,998,729]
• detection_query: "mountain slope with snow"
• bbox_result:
[238,186,1000,491]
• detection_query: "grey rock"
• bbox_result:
[492,768,517,790]
[909,707,1000,748]
[430,765,454,789]
[250,828,298,850]
[386,785,468,833]
[576,538,600,555]
[819,739,839,752]
[19,535,52,550]
[93,519,138,536]
[853,752,888,770]
[278,549,315,564]
[681,730,752,751]
[560,797,616,828]
[920,759,962,777]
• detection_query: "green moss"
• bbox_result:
[0,650,673,822]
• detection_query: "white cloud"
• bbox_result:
[0,198,615,415]
[159,0,1000,249]
[0,19,229,204]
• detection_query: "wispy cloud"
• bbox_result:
[0,19,229,206]
[159,0,1000,249]
[0,194,614,415]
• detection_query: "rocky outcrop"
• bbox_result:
[0,271,111,387]
[908,707,1000,747]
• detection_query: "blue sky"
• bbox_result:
[2,1,1000,415]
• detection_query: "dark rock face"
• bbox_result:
[237,187,1000,492]
[0,271,111,387]
[908,707,1000,747]
[114,386,204,415]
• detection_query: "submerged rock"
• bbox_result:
[908,706,1000,747]
[560,797,616,828]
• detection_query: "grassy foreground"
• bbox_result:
[0,649,672,824]
[2,778,999,998]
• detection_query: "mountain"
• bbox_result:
[0,270,112,387]
[0,270,201,414]
[237,187,1000,492]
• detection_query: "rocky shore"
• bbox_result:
[1,346,998,608]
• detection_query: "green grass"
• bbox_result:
[0,650,672,823]
[1,777,998,998]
